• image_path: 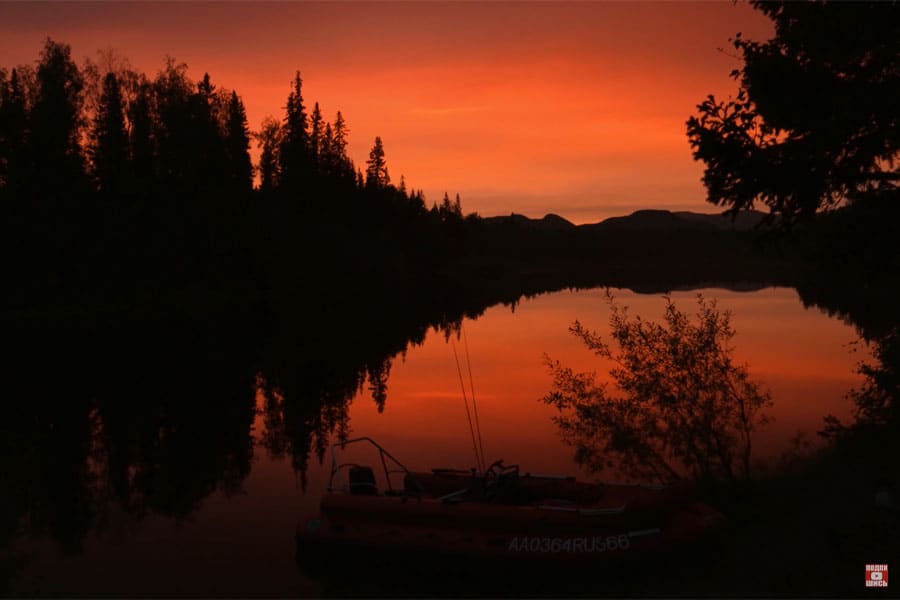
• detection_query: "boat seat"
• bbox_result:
[348,466,378,496]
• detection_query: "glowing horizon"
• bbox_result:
[0,2,774,223]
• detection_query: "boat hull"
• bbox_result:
[297,495,724,564]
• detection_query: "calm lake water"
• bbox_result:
[4,286,868,596]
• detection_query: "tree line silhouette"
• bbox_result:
[686,0,898,230]
[0,39,474,311]
[0,38,798,321]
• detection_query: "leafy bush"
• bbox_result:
[543,293,772,483]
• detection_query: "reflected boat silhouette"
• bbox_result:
[296,438,725,565]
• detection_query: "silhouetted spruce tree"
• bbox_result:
[365,136,389,189]
[89,72,129,196]
[332,111,348,154]
[29,39,87,202]
[279,71,312,195]
[409,189,426,212]
[152,58,194,189]
[128,80,155,194]
[310,101,322,164]
[439,192,453,221]
[191,72,226,193]
[256,116,283,194]
[332,111,354,182]
[0,68,29,197]
[225,91,252,194]
[320,122,334,176]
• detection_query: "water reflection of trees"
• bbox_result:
[0,316,258,557]
[796,274,899,431]
[253,292,465,489]
[0,290,473,557]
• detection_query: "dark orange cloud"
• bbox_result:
[0,1,773,223]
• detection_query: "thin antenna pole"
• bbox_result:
[452,338,483,472]
[462,323,486,469]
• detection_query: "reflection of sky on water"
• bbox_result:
[346,287,865,480]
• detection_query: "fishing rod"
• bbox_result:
[450,322,487,472]
[462,322,486,472]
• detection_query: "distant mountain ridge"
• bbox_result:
[483,209,768,232]
[482,212,576,231]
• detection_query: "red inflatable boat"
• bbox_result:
[296,437,725,563]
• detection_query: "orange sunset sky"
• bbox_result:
[0,2,773,223]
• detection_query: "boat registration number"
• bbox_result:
[507,534,631,553]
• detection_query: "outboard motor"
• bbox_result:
[348,465,378,496]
